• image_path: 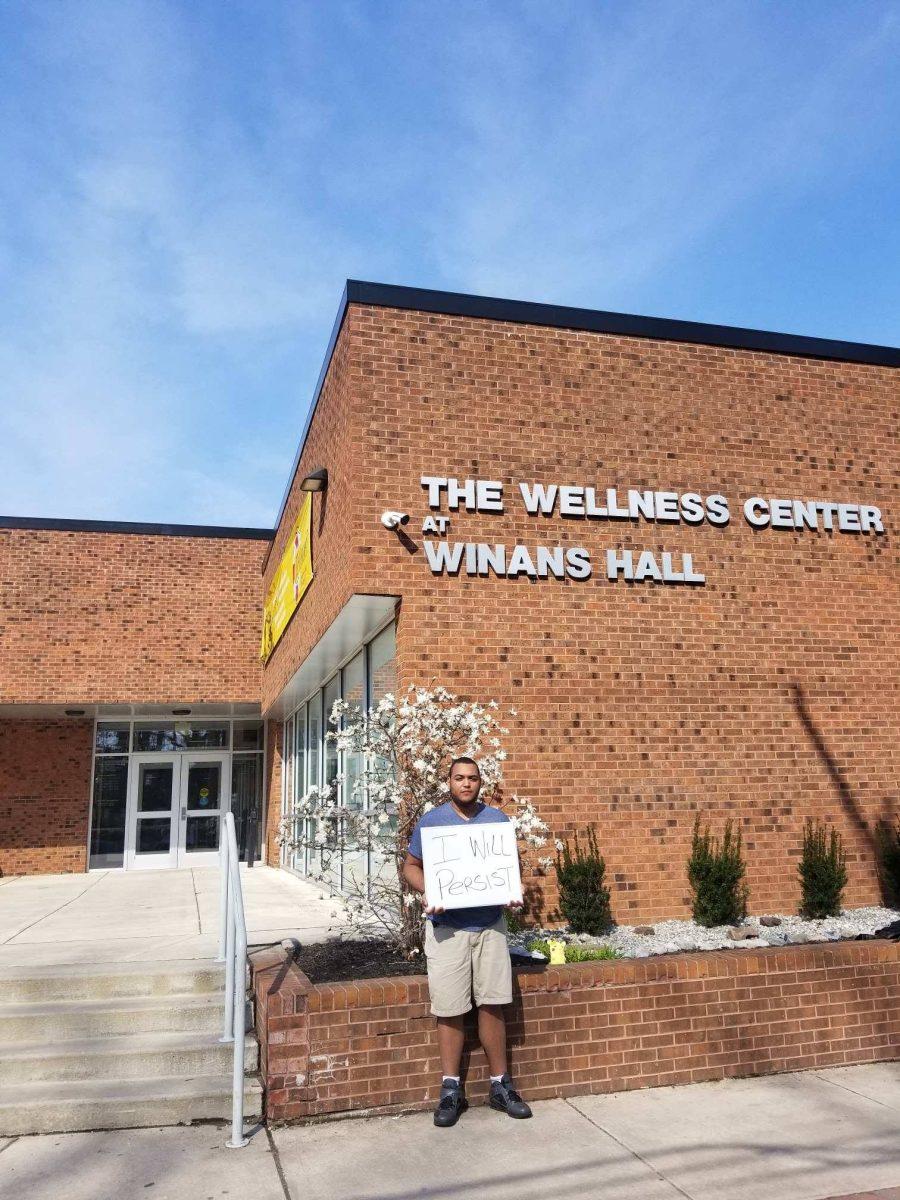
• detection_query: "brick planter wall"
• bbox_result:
[250,939,900,1125]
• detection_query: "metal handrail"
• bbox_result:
[218,811,249,1149]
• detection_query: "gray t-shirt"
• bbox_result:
[408,801,511,932]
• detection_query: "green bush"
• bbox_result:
[564,945,622,962]
[687,815,749,927]
[526,938,552,958]
[525,939,622,962]
[505,908,526,936]
[874,818,900,908]
[798,819,847,918]
[555,826,614,935]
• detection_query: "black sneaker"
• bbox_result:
[488,1074,532,1119]
[433,1080,467,1128]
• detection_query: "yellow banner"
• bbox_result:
[260,493,313,662]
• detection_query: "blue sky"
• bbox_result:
[1,1,898,527]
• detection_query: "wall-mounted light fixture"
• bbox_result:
[381,511,410,530]
[172,708,192,716]
[300,468,328,493]
[65,708,86,717]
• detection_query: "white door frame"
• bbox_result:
[177,751,231,867]
[125,753,181,870]
[124,751,231,870]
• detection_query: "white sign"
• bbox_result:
[421,823,523,910]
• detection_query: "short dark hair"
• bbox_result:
[448,756,480,778]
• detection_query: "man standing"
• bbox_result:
[403,756,533,1127]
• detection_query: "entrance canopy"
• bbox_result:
[265,593,398,720]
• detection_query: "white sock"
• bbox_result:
[442,1075,460,1086]
[490,1074,505,1084]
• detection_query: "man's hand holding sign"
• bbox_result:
[402,757,532,1127]
[421,824,523,912]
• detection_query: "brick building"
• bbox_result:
[2,282,897,923]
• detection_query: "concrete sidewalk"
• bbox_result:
[0,866,346,968]
[2,1063,899,1200]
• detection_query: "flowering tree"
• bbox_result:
[279,686,550,957]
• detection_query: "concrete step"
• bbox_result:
[0,1030,258,1084]
[0,992,248,1040]
[0,958,229,1003]
[0,1073,263,1136]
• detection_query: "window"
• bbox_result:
[89,757,128,868]
[133,722,230,752]
[95,723,129,754]
[293,704,308,873]
[233,721,263,751]
[88,718,265,868]
[282,619,397,895]
[322,673,342,889]
[232,755,263,863]
[369,623,397,706]
[342,651,365,812]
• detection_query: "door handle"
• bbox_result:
[181,806,187,819]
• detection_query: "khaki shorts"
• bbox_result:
[424,916,513,1017]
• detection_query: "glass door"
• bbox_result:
[126,754,180,869]
[177,753,230,866]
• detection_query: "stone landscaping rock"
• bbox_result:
[727,925,759,941]
[533,905,898,961]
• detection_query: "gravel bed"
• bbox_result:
[511,906,900,959]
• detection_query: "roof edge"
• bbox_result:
[266,278,900,546]
[0,515,274,540]
[346,280,900,368]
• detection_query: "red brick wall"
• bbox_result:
[341,305,898,920]
[0,529,266,705]
[251,940,900,1123]
[0,719,93,874]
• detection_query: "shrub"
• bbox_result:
[526,938,552,958]
[798,819,847,918]
[564,945,622,962]
[687,815,749,927]
[525,939,622,962]
[874,818,900,908]
[505,908,529,936]
[554,826,614,935]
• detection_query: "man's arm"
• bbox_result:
[402,852,444,915]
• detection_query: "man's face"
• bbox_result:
[448,763,481,806]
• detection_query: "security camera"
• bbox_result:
[381,511,410,530]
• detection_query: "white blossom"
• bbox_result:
[277,685,548,956]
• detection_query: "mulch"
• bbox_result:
[293,938,428,983]
[291,923,900,985]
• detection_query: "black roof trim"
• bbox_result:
[266,278,900,548]
[347,280,900,368]
[0,515,274,540]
